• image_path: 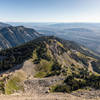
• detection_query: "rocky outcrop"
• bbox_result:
[0,26,40,50]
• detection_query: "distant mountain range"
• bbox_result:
[1,22,100,55]
[13,22,99,54]
[0,25,40,50]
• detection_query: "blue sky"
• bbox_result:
[0,0,100,22]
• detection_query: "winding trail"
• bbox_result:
[88,60,94,72]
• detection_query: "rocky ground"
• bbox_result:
[1,77,100,100]
[0,92,100,100]
[1,60,100,100]
[1,75,100,100]
[72,89,100,99]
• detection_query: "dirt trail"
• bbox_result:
[88,60,94,72]
[0,93,100,100]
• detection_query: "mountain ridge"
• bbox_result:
[0,36,100,73]
[0,26,40,50]
[0,36,100,95]
[0,22,10,29]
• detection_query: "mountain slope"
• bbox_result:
[0,26,40,50]
[0,36,100,73]
[0,22,10,29]
[0,36,100,95]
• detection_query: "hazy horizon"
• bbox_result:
[0,0,100,23]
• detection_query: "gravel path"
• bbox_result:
[0,93,100,100]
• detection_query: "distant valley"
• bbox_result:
[9,22,100,54]
[0,23,100,99]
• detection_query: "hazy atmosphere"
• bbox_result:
[1,0,100,100]
[0,0,100,22]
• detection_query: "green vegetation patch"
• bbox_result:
[70,53,89,66]
[50,70,100,93]
[5,76,24,94]
[34,72,47,78]
[34,59,53,78]
[0,81,5,94]
[34,59,61,78]
[57,41,64,48]
[50,84,71,93]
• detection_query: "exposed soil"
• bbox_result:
[1,60,100,100]
[0,93,100,100]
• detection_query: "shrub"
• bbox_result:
[0,81,5,94]
[5,76,23,94]
[50,84,71,93]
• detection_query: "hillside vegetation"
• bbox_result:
[0,36,100,94]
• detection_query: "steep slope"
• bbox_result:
[0,36,100,95]
[0,36,99,71]
[0,22,10,29]
[0,26,40,50]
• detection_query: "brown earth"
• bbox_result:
[1,60,100,100]
[0,93,100,100]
